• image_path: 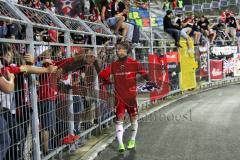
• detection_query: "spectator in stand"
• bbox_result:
[6,22,23,39]
[220,9,228,23]
[175,14,192,49]
[33,0,41,9]
[0,43,57,160]
[0,21,7,38]
[198,16,216,44]
[236,19,240,37]
[225,12,237,44]
[163,0,170,11]
[110,0,134,42]
[89,0,101,22]
[100,0,128,42]
[177,0,183,8]
[51,2,56,13]
[188,15,202,45]
[45,1,52,11]
[36,48,96,153]
[48,28,58,43]
[172,0,178,10]
[18,0,24,5]
[163,10,181,47]
[0,71,14,160]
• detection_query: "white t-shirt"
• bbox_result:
[0,63,16,114]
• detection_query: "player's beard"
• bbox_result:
[118,55,128,61]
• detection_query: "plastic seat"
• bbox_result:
[183,5,193,13]
[228,0,236,5]
[220,0,229,8]
[211,1,220,9]
[174,7,184,15]
[202,3,211,10]
[193,4,202,12]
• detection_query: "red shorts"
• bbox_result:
[115,99,138,119]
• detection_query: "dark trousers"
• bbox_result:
[165,28,181,44]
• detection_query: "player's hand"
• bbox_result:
[86,54,96,65]
[47,65,58,73]
[24,54,35,65]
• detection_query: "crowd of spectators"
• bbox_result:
[163,0,184,11]
[0,0,140,45]
[163,9,240,48]
[0,0,140,158]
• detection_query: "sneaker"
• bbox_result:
[118,144,125,153]
[127,140,136,150]
[62,135,80,145]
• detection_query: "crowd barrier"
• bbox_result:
[1,1,240,160]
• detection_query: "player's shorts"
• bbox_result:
[115,99,138,119]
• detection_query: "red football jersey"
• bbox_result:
[99,57,147,103]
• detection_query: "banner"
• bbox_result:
[210,46,238,56]
[166,51,179,72]
[210,60,223,80]
[179,37,198,91]
[233,53,240,76]
[199,53,208,79]
[148,54,169,101]
[223,57,234,76]
[166,52,179,90]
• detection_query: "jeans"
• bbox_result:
[165,28,180,44]
[181,27,192,39]
[125,23,134,42]
[0,115,11,160]
[38,100,56,131]
[73,96,84,133]
[0,26,7,38]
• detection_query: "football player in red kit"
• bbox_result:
[92,42,157,153]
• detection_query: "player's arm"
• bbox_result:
[57,55,88,74]
[93,59,112,82]
[136,61,149,81]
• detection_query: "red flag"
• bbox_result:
[210,60,223,80]
[148,54,170,101]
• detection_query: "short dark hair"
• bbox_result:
[116,41,132,53]
[166,10,173,16]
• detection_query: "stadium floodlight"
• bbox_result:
[183,5,193,13]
